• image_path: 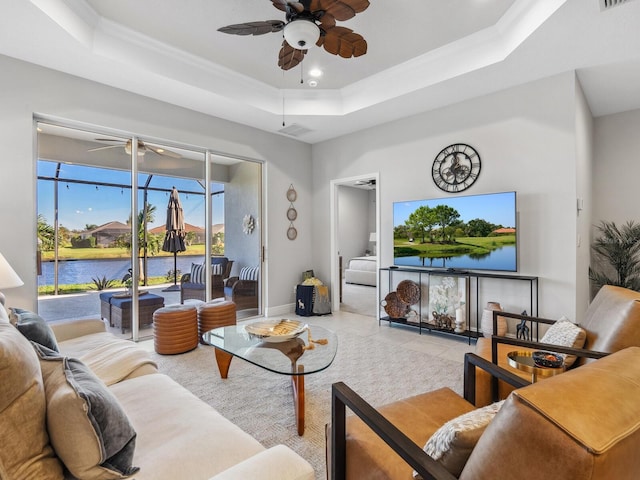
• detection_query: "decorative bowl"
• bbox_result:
[245,320,307,343]
[532,351,564,368]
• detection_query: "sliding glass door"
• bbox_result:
[36,121,262,339]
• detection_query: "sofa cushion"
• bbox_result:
[416,400,505,478]
[190,263,206,284]
[540,319,586,367]
[36,345,139,479]
[10,307,59,352]
[108,373,266,479]
[0,323,63,479]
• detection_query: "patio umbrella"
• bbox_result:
[162,186,186,291]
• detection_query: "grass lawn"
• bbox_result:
[394,235,515,259]
[40,245,206,261]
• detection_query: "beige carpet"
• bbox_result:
[150,327,463,480]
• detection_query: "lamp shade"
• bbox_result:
[369,232,376,242]
[0,253,23,289]
[283,20,320,50]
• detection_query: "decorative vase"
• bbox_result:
[454,306,465,333]
[481,301,507,337]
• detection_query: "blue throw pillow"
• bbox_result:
[11,308,59,352]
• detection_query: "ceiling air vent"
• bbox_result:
[278,123,312,137]
[600,0,636,11]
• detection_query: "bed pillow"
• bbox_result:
[10,307,59,352]
[35,345,139,479]
[414,400,505,478]
[190,263,206,284]
[540,319,587,367]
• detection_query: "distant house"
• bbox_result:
[492,227,516,235]
[82,221,130,247]
[149,223,220,245]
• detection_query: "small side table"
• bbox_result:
[507,350,566,383]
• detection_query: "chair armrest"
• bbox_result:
[463,352,530,405]
[50,318,106,342]
[226,276,239,288]
[331,382,457,480]
[233,279,257,295]
[489,335,609,364]
[208,445,314,480]
[180,273,192,284]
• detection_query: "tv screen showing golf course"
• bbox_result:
[393,191,517,272]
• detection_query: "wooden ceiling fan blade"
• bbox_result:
[218,20,285,36]
[278,41,306,70]
[312,0,369,21]
[271,0,304,13]
[321,26,367,58]
[319,13,336,30]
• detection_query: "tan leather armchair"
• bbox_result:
[330,347,640,480]
[475,284,640,406]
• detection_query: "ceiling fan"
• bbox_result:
[88,139,181,158]
[218,0,370,71]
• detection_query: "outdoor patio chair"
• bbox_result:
[180,257,233,303]
[224,266,259,311]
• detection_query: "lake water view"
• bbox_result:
[394,245,516,271]
[38,255,205,286]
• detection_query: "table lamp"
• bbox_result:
[0,252,24,306]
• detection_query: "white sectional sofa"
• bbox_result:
[0,304,314,480]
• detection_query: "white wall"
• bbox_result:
[0,54,311,313]
[593,109,640,225]
[312,72,582,320]
[574,78,595,314]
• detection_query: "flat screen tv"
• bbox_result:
[393,191,517,272]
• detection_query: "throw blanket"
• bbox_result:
[59,332,158,386]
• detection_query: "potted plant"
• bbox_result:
[589,220,640,293]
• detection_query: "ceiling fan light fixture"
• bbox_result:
[124,140,145,156]
[283,20,320,50]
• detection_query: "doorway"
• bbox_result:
[330,174,379,316]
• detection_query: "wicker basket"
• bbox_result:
[381,291,409,319]
[396,280,420,305]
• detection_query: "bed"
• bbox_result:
[344,256,377,287]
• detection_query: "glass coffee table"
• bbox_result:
[201,322,337,435]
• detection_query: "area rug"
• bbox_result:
[150,330,463,480]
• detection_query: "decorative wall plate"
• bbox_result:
[287,226,297,240]
[287,207,298,221]
[286,185,297,202]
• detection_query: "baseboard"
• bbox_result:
[265,303,296,317]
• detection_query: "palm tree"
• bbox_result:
[589,220,640,293]
[122,204,158,283]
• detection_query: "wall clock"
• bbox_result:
[432,143,481,193]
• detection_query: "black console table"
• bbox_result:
[378,267,538,344]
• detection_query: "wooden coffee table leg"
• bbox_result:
[292,364,305,435]
[214,348,233,379]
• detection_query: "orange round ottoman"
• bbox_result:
[153,304,198,355]
[197,300,237,343]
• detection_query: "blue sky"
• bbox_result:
[393,191,516,228]
[37,161,224,231]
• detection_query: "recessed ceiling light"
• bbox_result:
[309,68,323,78]
[308,80,318,87]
